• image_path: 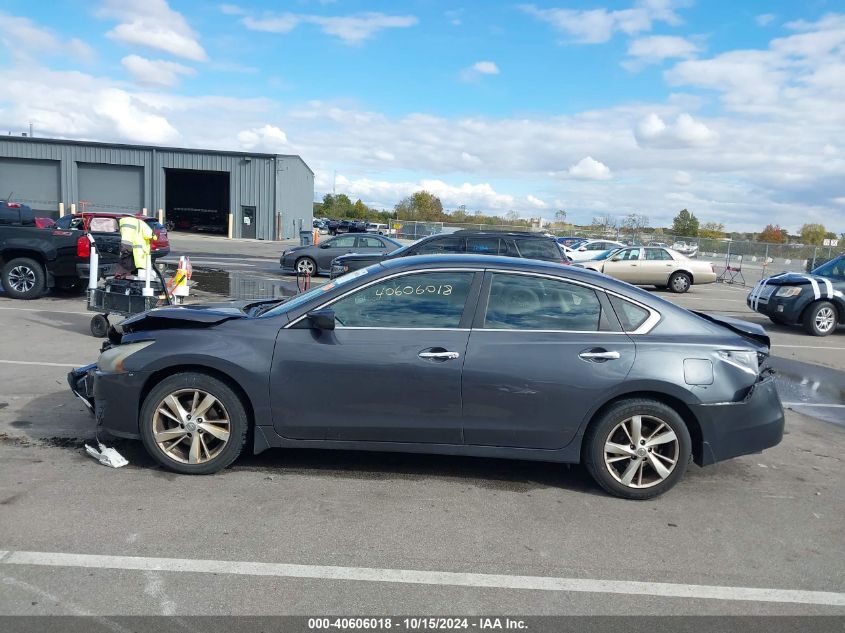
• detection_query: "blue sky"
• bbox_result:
[1,0,844,232]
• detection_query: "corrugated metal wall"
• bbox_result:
[0,138,313,240]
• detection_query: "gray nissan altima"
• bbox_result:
[69,254,784,499]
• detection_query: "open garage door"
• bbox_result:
[165,169,230,234]
[78,163,144,214]
[0,158,60,216]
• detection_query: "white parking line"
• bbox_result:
[2,550,844,606]
[0,359,81,368]
[773,345,845,351]
[0,305,90,316]
[783,402,845,409]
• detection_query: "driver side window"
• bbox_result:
[330,272,475,328]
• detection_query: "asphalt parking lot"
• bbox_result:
[1,235,843,617]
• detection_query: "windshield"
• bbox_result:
[812,255,845,281]
[593,248,622,261]
[259,265,378,317]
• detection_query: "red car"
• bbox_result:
[55,212,170,259]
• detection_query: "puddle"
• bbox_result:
[160,265,316,301]
[770,357,845,427]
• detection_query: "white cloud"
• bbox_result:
[0,12,95,61]
[461,60,500,81]
[238,11,417,44]
[219,4,246,16]
[121,55,195,88]
[526,195,548,208]
[568,157,612,180]
[756,14,776,27]
[331,175,521,212]
[635,113,717,147]
[624,35,700,69]
[99,0,207,62]
[673,171,692,185]
[520,0,690,44]
[236,125,289,151]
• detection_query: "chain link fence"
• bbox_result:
[389,220,843,285]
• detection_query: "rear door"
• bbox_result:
[355,235,393,255]
[641,248,675,284]
[461,271,635,449]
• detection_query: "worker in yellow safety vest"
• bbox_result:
[117,215,153,274]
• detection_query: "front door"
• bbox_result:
[601,247,643,283]
[271,270,481,443]
[462,272,635,449]
[242,206,256,239]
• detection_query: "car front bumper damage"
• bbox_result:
[68,363,146,439]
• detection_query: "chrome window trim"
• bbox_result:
[483,268,661,335]
[284,267,483,329]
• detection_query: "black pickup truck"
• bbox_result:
[0,201,119,299]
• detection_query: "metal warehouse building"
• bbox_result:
[0,137,313,240]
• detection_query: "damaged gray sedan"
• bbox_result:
[69,254,784,499]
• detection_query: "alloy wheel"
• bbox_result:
[152,389,231,464]
[815,307,836,333]
[296,259,315,275]
[9,265,36,293]
[603,415,679,489]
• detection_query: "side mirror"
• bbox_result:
[307,308,335,331]
[319,242,332,249]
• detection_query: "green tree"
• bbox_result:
[351,199,369,219]
[799,223,827,246]
[672,209,699,237]
[554,209,567,225]
[395,190,445,221]
[699,222,725,239]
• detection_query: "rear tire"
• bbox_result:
[583,399,691,500]
[140,372,249,475]
[802,301,838,337]
[668,271,692,294]
[1,257,46,299]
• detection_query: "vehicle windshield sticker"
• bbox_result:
[332,267,370,286]
[375,284,452,298]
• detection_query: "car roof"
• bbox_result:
[428,230,554,240]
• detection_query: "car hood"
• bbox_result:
[756,272,835,288]
[119,299,273,334]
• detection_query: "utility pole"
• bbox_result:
[29,122,33,138]
[332,170,337,196]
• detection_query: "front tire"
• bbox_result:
[668,271,692,294]
[802,301,838,337]
[2,257,46,299]
[295,257,317,276]
[583,399,691,500]
[140,372,249,474]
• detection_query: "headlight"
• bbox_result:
[775,286,802,297]
[717,350,758,375]
[97,341,154,374]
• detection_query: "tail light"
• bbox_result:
[710,263,715,273]
[77,236,91,258]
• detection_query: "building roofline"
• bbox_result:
[0,135,314,175]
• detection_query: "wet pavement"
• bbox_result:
[771,357,845,427]
[162,264,325,301]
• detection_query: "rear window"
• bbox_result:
[609,295,650,331]
[514,238,563,261]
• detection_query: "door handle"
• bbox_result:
[579,350,621,361]
[418,351,460,360]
